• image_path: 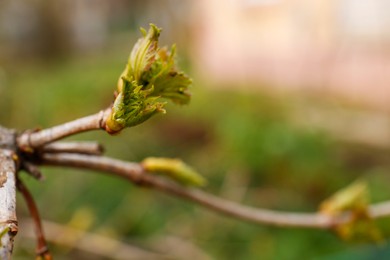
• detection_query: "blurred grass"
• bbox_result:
[2,38,390,259]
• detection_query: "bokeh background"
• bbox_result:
[1,0,390,259]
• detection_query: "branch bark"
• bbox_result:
[0,127,18,259]
[17,109,111,150]
[0,150,18,260]
[43,141,104,155]
[40,152,388,229]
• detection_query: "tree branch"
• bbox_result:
[21,161,44,180]
[0,127,18,260]
[41,153,144,184]
[42,142,104,155]
[0,150,18,260]
[38,152,390,229]
[17,109,111,150]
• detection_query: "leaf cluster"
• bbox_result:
[106,24,191,134]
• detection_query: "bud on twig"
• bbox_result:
[319,180,382,242]
[106,24,192,134]
[142,157,207,187]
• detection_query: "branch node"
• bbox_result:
[18,129,39,153]
[0,221,18,236]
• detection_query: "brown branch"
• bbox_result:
[38,152,377,229]
[16,179,52,259]
[42,141,104,155]
[17,109,111,150]
[0,149,18,260]
[21,161,44,180]
[41,153,144,184]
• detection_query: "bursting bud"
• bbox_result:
[319,180,383,242]
[106,24,192,134]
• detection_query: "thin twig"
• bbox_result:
[39,152,383,229]
[43,141,104,155]
[17,109,111,150]
[16,178,52,259]
[21,161,44,180]
[41,153,144,184]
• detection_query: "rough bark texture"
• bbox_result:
[0,127,18,260]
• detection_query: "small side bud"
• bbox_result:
[142,157,207,187]
[319,180,382,242]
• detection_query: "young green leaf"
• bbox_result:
[106,24,192,134]
[320,180,368,214]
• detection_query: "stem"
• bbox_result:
[43,142,104,155]
[42,153,144,184]
[22,161,43,180]
[16,179,51,259]
[17,109,111,150]
[39,153,364,229]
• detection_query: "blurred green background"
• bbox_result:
[1,1,390,259]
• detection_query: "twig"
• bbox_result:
[0,149,18,260]
[41,153,144,184]
[16,178,51,259]
[39,152,383,229]
[43,141,104,155]
[17,109,111,150]
[21,161,44,180]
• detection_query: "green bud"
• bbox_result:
[319,180,383,242]
[129,24,160,83]
[141,45,192,105]
[142,157,207,187]
[106,24,191,134]
[106,77,166,134]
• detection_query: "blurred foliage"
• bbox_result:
[2,35,390,259]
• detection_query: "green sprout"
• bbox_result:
[319,180,382,242]
[142,157,207,187]
[106,24,192,134]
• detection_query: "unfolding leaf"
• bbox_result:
[128,24,160,83]
[320,180,368,215]
[142,46,192,105]
[106,24,192,134]
[106,77,166,133]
